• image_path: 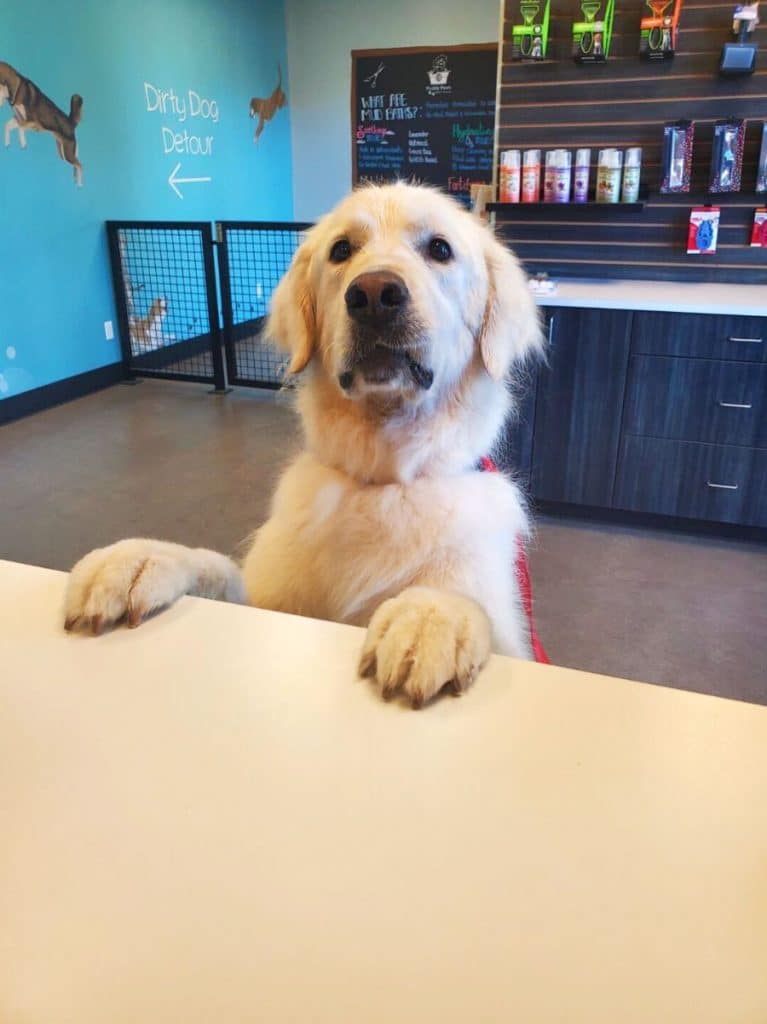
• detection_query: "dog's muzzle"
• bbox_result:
[338,350,433,392]
[339,270,433,392]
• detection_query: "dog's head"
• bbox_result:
[268,183,542,478]
[269,183,540,402]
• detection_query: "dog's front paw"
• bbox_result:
[64,538,193,634]
[359,587,492,708]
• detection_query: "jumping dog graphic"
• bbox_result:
[249,65,286,143]
[0,61,83,185]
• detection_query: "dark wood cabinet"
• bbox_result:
[496,303,766,530]
[530,307,632,506]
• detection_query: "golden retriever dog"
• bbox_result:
[64,182,543,707]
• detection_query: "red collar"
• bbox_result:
[479,456,549,665]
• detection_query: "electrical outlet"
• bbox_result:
[104,320,114,340]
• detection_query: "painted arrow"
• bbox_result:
[168,162,211,199]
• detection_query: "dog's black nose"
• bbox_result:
[344,272,410,323]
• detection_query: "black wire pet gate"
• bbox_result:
[106,219,312,391]
[106,221,226,390]
[217,221,312,389]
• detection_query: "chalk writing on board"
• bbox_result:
[352,46,496,204]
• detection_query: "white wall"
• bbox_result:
[285,0,500,219]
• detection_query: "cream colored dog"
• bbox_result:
[65,182,543,707]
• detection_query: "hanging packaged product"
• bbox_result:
[687,207,720,254]
[573,0,615,62]
[597,149,623,203]
[544,150,572,203]
[751,208,767,246]
[573,149,592,202]
[709,119,746,192]
[661,120,694,193]
[720,3,760,75]
[499,150,522,203]
[756,123,767,192]
[522,150,541,202]
[511,0,552,61]
[639,0,684,60]
[622,148,643,202]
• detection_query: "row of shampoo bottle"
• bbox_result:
[499,146,641,204]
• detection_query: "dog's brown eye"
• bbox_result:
[329,239,352,263]
[428,236,452,263]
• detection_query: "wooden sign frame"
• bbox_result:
[350,42,497,189]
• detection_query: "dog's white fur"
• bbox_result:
[65,183,543,707]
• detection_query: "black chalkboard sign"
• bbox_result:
[351,44,497,206]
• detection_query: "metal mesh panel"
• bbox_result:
[219,222,312,388]
[107,222,223,386]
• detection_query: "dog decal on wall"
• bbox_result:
[249,65,286,143]
[0,61,83,185]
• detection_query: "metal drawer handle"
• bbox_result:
[718,401,752,409]
[707,481,739,491]
[728,336,762,344]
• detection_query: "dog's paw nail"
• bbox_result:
[410,692,425,710]
[127,606,143,629]
[64,616,79,632]
[90,615,103,636]
[358,651,377,679]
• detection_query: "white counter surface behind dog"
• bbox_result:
[533,277,767,316]
[2,558,767,1024]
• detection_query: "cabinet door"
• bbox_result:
[531,307,632,506]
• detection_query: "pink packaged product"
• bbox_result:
[752,209,767,247]
[661,120,693,193]
[709,119,745,193]
[686,207,720,255]
[757,123,767,193]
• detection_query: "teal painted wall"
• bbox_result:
[0,0,292,400]
[284,0,499,220]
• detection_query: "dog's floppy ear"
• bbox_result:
[266,237,316,375]
[477,232,543,380]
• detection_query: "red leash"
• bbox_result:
[479,457,550,665]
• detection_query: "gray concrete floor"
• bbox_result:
[2,379,765,704]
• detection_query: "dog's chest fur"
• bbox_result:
[242,453,527,628]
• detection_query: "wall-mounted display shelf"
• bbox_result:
[488,196,646,218]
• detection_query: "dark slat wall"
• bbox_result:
[496,1,767,283]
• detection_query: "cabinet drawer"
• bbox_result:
[632,312,767,362]
[624,356,767,448]
[614,436,767,526]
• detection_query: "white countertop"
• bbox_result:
[533,277,767,315]
[3,558,767,1024]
